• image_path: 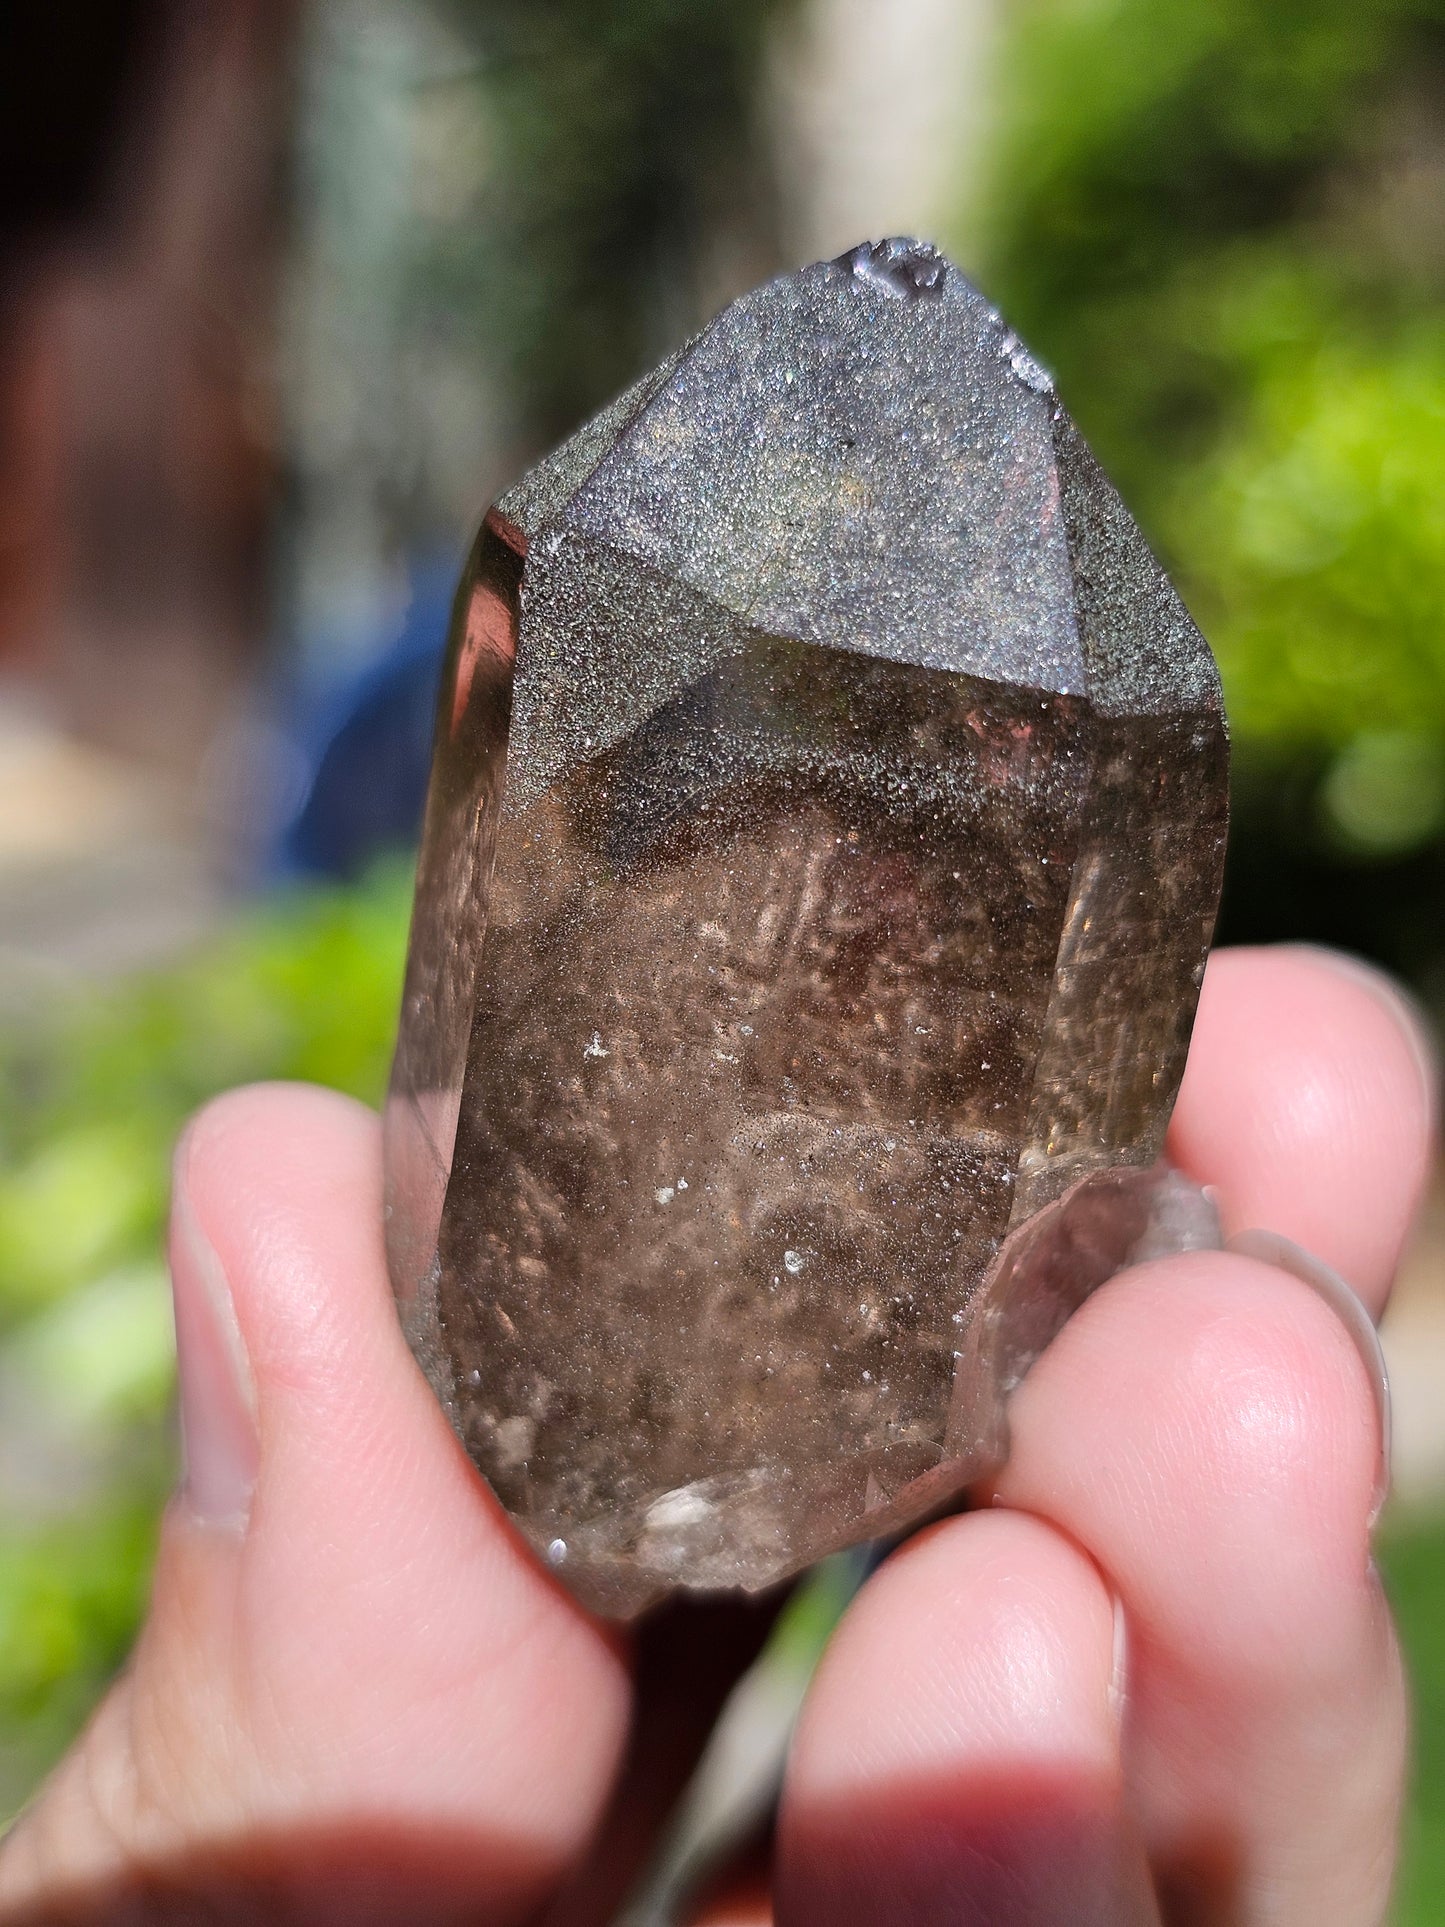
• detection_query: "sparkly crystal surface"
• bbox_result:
[385,241,1229,1618]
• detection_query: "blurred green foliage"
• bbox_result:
[980,0,1445,981]
[444,0,795,445]
[0,867,412,1813]
[1383,1516,1445,1924]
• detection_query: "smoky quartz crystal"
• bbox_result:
[385,239,1229,1618]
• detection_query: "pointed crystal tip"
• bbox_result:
[835,235,947,298]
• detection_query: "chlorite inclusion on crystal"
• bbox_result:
[384,238,1229,1619]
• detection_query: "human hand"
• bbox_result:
[0,946,1432,1925]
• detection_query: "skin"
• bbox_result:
[0,944,1433,1925]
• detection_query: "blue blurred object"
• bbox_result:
[271,557,454,881]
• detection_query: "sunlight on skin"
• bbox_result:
[0,946,1432,1926]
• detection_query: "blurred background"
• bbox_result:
[1,0,1443,1909]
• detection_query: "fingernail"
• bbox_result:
[1286,944,1440,1125]
[1227,1227,1392,1529]
[170,1150,259,1531]
[1107,1588,1129,1729]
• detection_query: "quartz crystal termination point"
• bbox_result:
[385,238,1229,1619]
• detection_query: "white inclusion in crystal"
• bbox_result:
[783,1249,805,1274]
[655,1185,676,1205]
[584,1031,609,1059]
[677,1177,688,1189]
[493,1415,536,1467]
[645,1485,716,1534]
[547,1538,568,1566]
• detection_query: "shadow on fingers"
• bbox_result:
[777,1765,1159,1927]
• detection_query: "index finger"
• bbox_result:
[1167,945,1436,1317]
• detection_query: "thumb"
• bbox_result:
[0,1085,629,1925]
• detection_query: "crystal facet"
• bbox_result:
[385,241,1229,1618]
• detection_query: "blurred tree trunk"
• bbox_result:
[769,0,997,267]
[1,0,299,779]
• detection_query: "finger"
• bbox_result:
[1169,945,1436,1314]
[0,1085,630,1925]
[996,1249,1406,1926]
[775,1509,1160,1926]
[688,1876,772,1926]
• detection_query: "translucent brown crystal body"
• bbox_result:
[385,239,1229,1618]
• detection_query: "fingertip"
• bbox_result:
[167,1086,381,1537]
[1001,1249,1384,1673]
[778,1512,1152,1926]
[1170,945,1437,1312]
[788,1511,1119,1800]
[1290,945,1440,1102]
[173,1081,388,1394]
[178,1081,382,1187]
